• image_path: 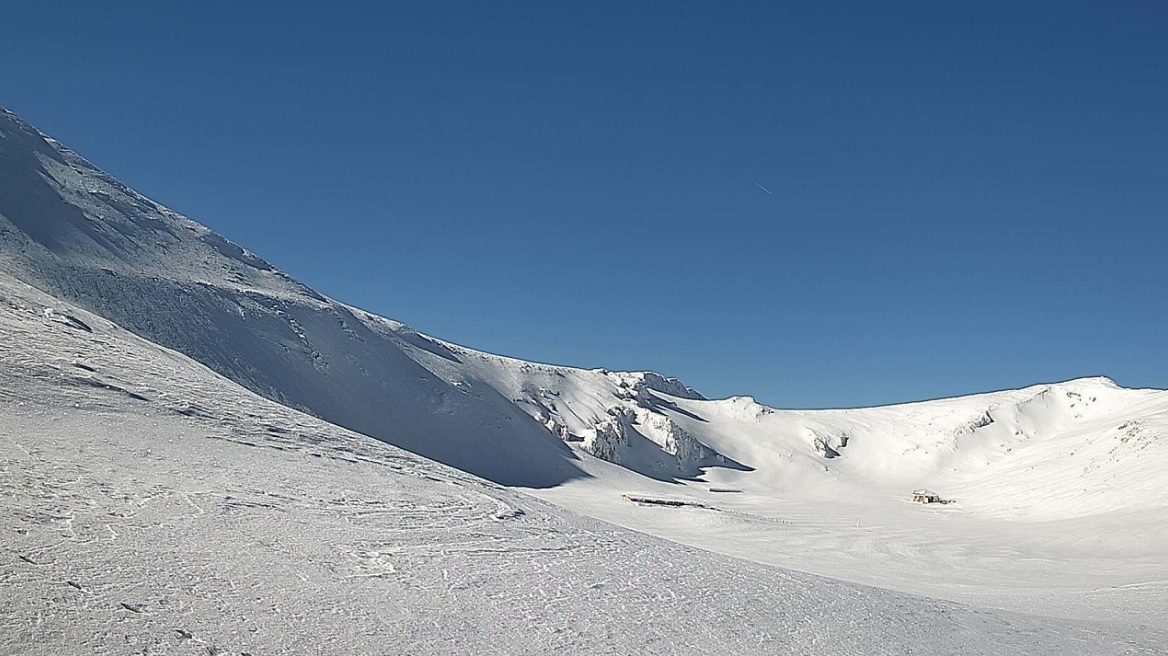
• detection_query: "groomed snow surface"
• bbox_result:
[1,104,1165,653]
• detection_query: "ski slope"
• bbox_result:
[1,104,1166,652]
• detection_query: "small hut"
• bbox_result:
[911,489,942,504]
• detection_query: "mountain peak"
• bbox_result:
[1051,375,1122,391]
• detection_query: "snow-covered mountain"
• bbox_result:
[2,105,1166,652]
[370,320,1168,627]
[0,105,763,490]
[388,322,1168,519]
[5,104,1163,508]
[0,105,589,487]
[6,242,1154,654]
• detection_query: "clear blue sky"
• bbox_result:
[3,1,1165,407]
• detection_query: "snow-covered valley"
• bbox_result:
[2,104,1166,653]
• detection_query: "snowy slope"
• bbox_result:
[7,103,1160,517]
[672,378,1168,520]
[2,104,1166,648]
[356,310,728,479]
[384,318,1168,518]
[0,105,583,488]
[386,327,1168,624]
[7,269,1157,655]
[0,102,752,489]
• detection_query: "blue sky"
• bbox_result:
[3,1,1165,407]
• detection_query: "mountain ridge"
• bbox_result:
[3,104,1167,648]
[2,104,1165,493]
[1,104,586,487]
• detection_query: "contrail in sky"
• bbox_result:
[753,181,774,195]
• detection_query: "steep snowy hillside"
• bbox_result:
[0,103,772,490]
[356,310,731,479]
[0,105,584,487]
[7,270,1156,655]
